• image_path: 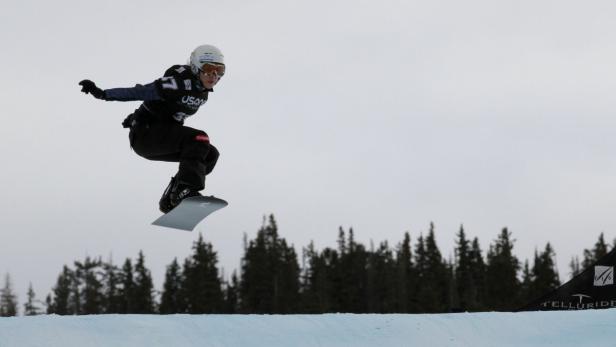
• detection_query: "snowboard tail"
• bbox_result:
[152,196,228,231]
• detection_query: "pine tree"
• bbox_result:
[469,237,487,311]
[569,256,581,279]
[366,241,397,312]
[413,233,428,312]
[424,224,451,312]
[182,234,224,313]
[518,260,533,305]
[0,273,18,317]
[582,233,609,270]
[68,266,81,315]
[300,242,337,313]
[74,256,104,314]
[23,283,41,316]
[101,259,122,313]
[276,237,301,313]
[132,251,155,313]
[240,215,300,313]
[160,258,183,314]
[337,228,368,313]
[395,232,414,312]
[454,225,476,311]
[485,228,520,311]
[445,258,456,312]
[47,266,72,315]
[177,258,192,312]
[529,243,560,301]
[119,259,135,313]
[223,271,239,313]
[412,224,451,313]
[299,242,318,312]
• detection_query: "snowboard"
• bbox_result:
[152,196,228,231]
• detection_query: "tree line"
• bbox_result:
[1,215,613,316]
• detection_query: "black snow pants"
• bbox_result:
[128,116,219,191]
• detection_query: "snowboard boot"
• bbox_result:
[159,177,202,213]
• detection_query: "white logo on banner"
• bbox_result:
[571,294,592,303]
[594,266,614,286]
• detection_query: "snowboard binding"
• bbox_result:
[159,177,202,214]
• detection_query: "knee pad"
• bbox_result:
[193,131,211,153]
[194,132,210,144]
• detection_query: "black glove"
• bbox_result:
[79,79,107,100]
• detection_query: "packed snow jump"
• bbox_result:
[79,44,228,230]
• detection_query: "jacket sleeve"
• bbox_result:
[104,82,162,101]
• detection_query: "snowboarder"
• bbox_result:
[79,44,225,213]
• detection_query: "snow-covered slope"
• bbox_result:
[1,310,615,347]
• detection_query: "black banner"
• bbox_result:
[520,249,616,311]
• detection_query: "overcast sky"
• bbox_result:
[2,0,616,306]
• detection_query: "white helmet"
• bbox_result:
[189,44,225,75]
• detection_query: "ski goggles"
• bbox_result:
[200,63,225,77]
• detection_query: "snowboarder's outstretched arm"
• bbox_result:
[78,79,162,102]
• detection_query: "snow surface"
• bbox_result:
[1,310,616,347]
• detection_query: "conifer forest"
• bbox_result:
[1,215,612,316]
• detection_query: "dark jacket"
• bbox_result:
[104,65,213,126]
